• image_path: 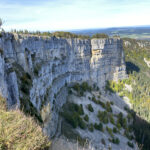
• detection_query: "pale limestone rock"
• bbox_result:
[67,91,137,150]
[0,33,127,137]
[144,58,150,68]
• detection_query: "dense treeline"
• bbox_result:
[10,29,109,39]
[91,33,109,38]
[11,29,90,38]
[123,38,150,122]
[106,38,150,149]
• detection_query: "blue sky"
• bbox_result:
[0,0,150,31]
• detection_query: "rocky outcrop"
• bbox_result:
[124,38,150,50]
[91,39,126,86]
[0,32,127,137]
[144,58,150,68]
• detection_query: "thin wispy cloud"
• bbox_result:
[0,0,150,31]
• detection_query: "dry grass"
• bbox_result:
[0,96,51,150]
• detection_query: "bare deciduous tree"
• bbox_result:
[0,18,2,28]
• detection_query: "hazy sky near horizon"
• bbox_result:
[0,0,150,31]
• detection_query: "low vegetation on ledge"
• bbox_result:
[0,96,50,150]
[91,33,109,39]
[61,82,136,149]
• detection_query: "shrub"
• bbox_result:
[93,83,96,89]
[97,111,109,124]
[34,64,41,76]
[92,96,97,103]
[72,82,92,96]
[127,141,134,148]
[20,73,31,86]
[65,82,67,87]
[94,123,103,131]
[68,103,84,115]
[106,126,114,137]
[81,82,90,92]
[88,96,91,100]
[112,137,120,144]
[127,113,132,122]
[116,122,121,130]
[25,72,31,80]
[0,48,3,55]
[106,101,112,112]
[96,86,99,91]
[105,81,114,92]
[21,84,29,94]
[20,73,32,95]
[109,114,115,124]
[110,101,114,105]
[54,93,57,98]
[101,138,106,145]
[87,104,94,112]
[122,118,127,128]
[105,80,125,93]
[78,104,84,114]
[78,117,86,129]
[20,97,43,123]
[124,129,134,140]
[98,95,101,99]
[62,112,79,128]
[62,103,85,128]
[117,112,127,128]
[84,114,89,122]
[88,123,94,132]
[98,101,106,108]
[80,91,84,96]
[73,83,80,92]
[99,91,101,95]
[92,98,99,104]
[68,89,72,94]
[113,127,118,133]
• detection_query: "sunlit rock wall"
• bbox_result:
[0,33,127,136]
[91,39,127,86]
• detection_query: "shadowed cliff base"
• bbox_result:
[132,115,150,150]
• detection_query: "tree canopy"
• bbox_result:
[92,33,109,39]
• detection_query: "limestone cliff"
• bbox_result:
[0,32,127,137]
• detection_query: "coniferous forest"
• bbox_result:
[106,38,150,150]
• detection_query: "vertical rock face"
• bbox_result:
[91,39,127,87]
[0,33,127,136]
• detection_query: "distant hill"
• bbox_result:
[71,26,150,40]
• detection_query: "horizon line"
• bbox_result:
[3,24,150,32]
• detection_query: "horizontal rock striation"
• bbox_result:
[0,33,127,136]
